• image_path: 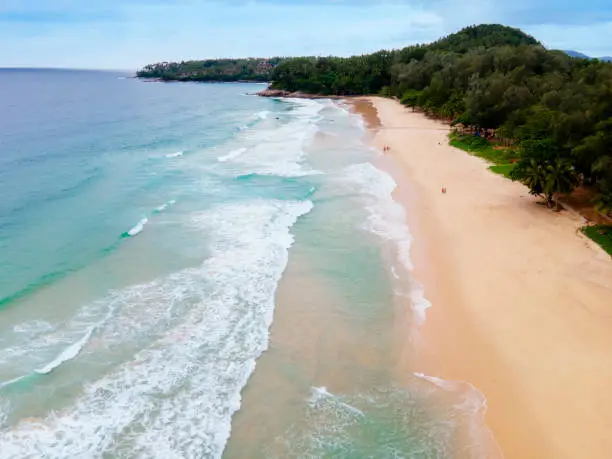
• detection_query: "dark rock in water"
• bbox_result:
[256,88,348,99]
[257,89,292,97]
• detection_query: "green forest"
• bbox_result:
[137,24,612,220]
[268,25,612,218]
[136,58,283,82]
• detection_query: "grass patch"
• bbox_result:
[582,225,612,256]
[488,164,515,178]
[449,132,517,177]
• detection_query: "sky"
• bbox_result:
[1,0,611,69]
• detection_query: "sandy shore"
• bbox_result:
[355,97,612,459]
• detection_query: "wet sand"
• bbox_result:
[354,97,612,459]
[223,144,406,457]
[226,101,501,459]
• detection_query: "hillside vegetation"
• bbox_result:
[268,25,612,216]
[136,58,283,82]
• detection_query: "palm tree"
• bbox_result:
[511,140,578,210]
[544,158,579,211]
[510,157,548,204]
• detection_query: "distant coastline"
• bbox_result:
[135,58,281,82]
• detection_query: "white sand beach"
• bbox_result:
[357,96,612,459]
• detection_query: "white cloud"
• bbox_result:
[1,0,611,68]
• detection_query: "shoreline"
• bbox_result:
[137,78,269,84]
[350,97,612,458]
[257,88,367,99]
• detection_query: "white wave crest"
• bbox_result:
[274,382,502,458]
[0,375,27,391]
[226,99,325,177]
[12,320,54,335]
[155,199,176,213]
[310,387,364,416]
[126,217,148,237]
[218,147,247,162]
[342,163,431,323]
[35,299,119,375]
[0,199,313,459]
[34,330,92,375]
[165,151,184,158]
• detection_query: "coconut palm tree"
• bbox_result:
[510,157,548,204]
[510,140,578,210]
[545,158,579,211]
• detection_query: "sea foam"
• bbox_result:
[342,162,431,323]
[34,329,93,374]
[34,300,118,375]
[310,387,364,416]
[273,380,502,458]
[218,147,247,162]
[0,375,28,391]
[0,199,312,459]
[126,217,148,237]
[220,99,324,177]
[12,320,54,335]
[154,199,176,213]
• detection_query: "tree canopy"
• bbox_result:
[136,58,284,82]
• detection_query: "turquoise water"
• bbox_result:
[0,70,499,458]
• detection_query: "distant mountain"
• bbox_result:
[564,50,590,59]
[563,50,612,62]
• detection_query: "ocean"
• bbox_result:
[0,69,499,458]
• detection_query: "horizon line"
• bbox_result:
[0,66,135,72]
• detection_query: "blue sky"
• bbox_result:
[1,0,611,69]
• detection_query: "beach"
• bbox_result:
[355,96,612,459]
[4,74,497,458]
[3,71,610,457]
